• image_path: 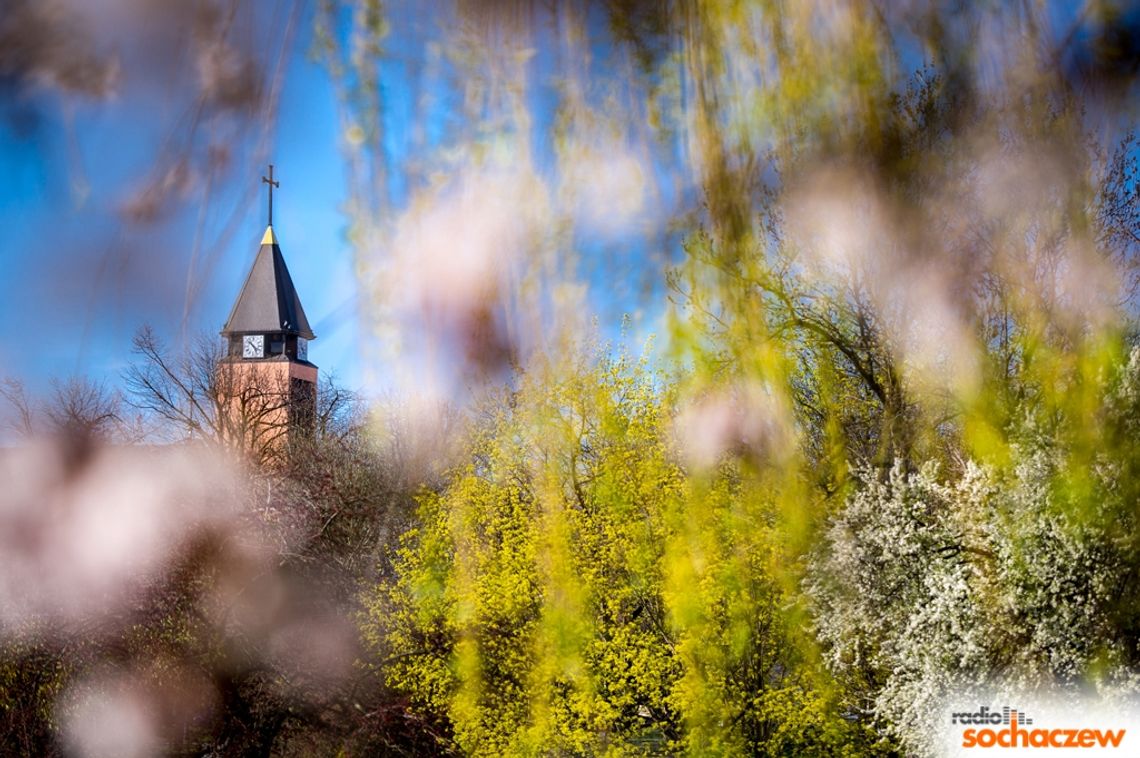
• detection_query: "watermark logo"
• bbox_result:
[953,704,1126,749]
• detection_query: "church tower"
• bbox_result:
[217,166,317,457]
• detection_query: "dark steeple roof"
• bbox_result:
[222,226,315,340]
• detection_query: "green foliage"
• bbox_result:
[369,350,874,755]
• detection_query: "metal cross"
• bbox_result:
[261,164,280,226]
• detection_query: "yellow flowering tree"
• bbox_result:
[366,347,878,755]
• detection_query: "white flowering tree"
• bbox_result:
[810,353,1140,754]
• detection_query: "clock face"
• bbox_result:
[242,334,264,358]
[297,338,308,361]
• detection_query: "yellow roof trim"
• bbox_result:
[261,226,277,245]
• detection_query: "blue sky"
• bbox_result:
[0,6,362,397]
[4,2,1094,407]
[0,1,683,408]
